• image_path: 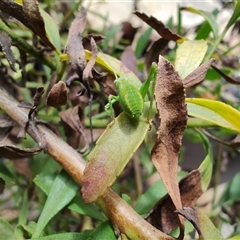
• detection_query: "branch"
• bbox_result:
[0,86,172,239]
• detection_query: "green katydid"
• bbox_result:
[105,63,158,120]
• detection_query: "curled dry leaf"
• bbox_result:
[0,31,16,71]
[134,11,184,42]
[0,144,41,159]
[151,55,187,235]
[66,7,87,77]
[183,59,215,88]
[47,81,67,108]
[146,170,202,233]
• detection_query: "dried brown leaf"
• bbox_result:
[120,46,138,76]
[145,38,169,72]
[146,170,202,233]
[83,37,98,80]
[47,81,67,108]
[22,0,56,51]
[0,143,41,159]
[183,59,215,88]
[0,31,16,71]
[66,7,87,77]
[151,55,187,235]
[134,11,184,42]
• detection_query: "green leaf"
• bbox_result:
[196,130,213,191]
[27,231,92,240]
[0,217,17,240]
[219,173,240,205]
[186,98,240,132]
[39,9,61,54]
[195,9,219,40]
[68,196,106,222]
[175,40,208,79]
[33,172,55,195]
[181,7,218,38]
[88,221,116,240]
[225,0,240,30]
[18,189,29,225]
[82,103,156,203]
[135,27,152,58]
[32,170,79,238]
[34,172,105,221]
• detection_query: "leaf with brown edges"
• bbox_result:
[151,55,187,235]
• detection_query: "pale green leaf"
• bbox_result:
[186,98,240,132]
[175,40,208,79]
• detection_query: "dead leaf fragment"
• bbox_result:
[66,7,87,77]
[183,59,215,88]
[134,11,184,42]
[151,55,187,236]
[0,31,16,71]
[47,81,67,108]
[0,144,41,159]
